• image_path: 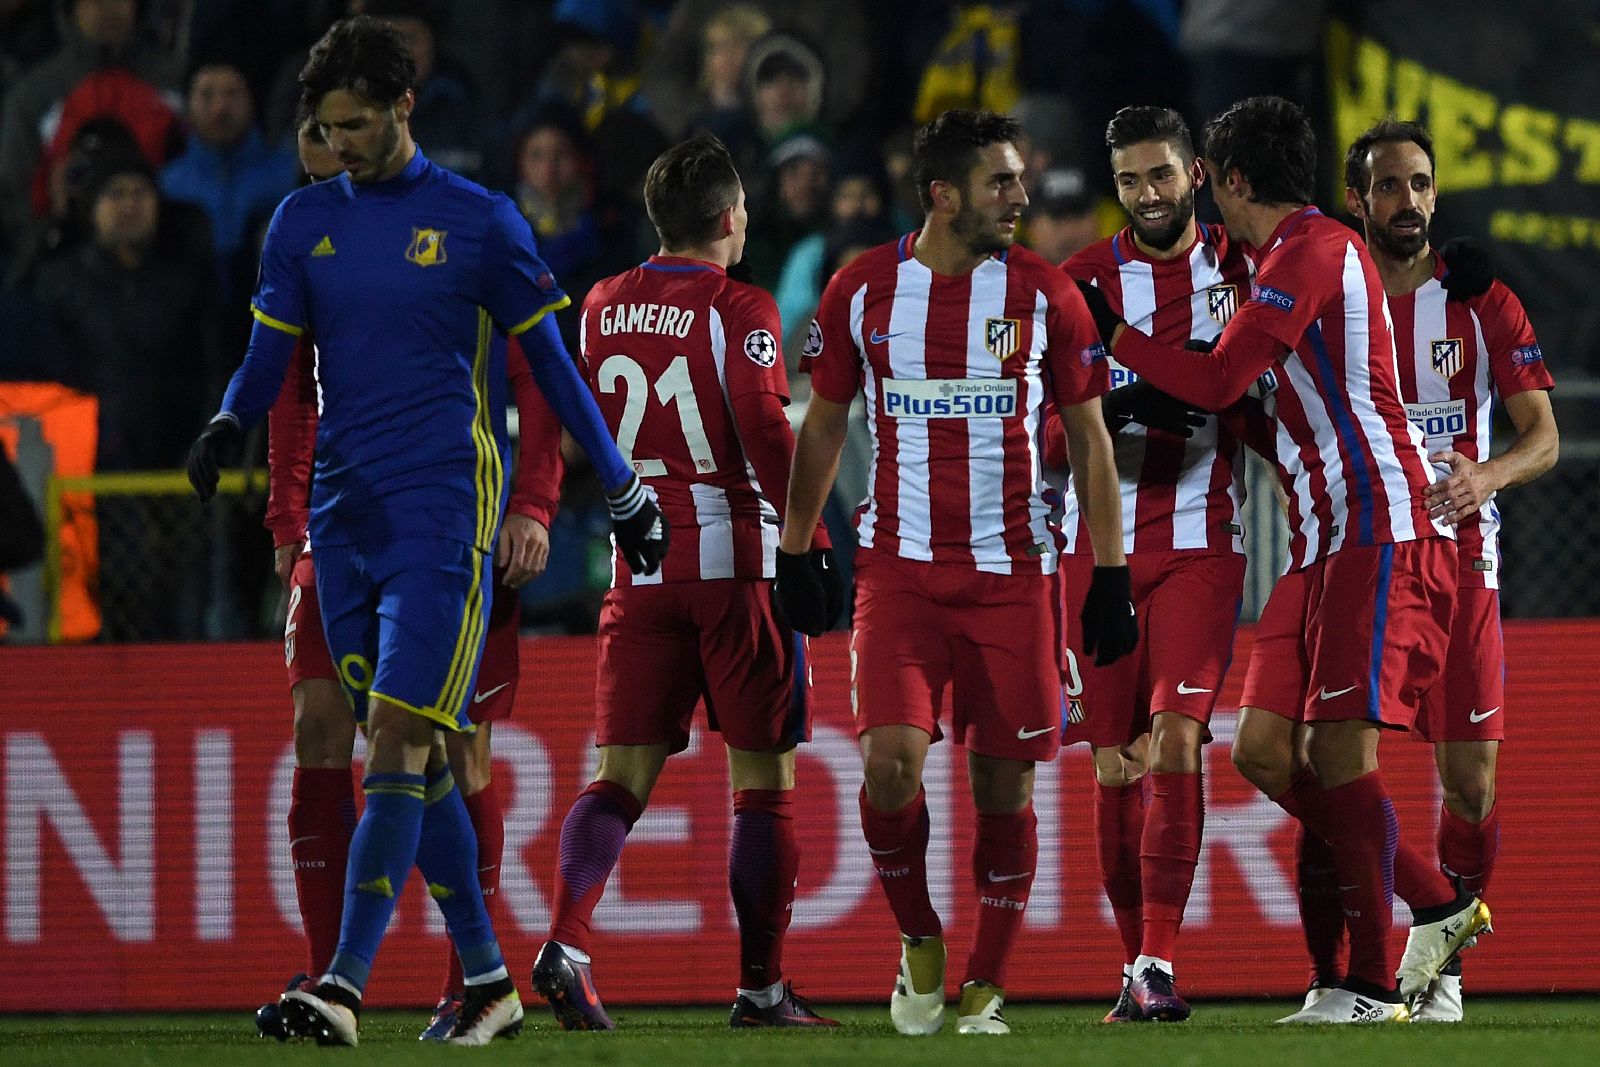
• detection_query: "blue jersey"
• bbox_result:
[227,149,570,552]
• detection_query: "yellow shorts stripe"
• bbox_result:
[251,305,305,336]
[367,688,470,733]
[506,294,573,336]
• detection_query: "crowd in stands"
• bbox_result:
[0,0,1325,638]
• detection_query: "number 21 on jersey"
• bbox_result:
[598,354,718,478]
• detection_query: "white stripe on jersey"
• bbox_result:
[1175,242,1243,552]
[1467,308,1500,582]
[888,259,935,561]
[967,258,1011,574]
[691,482,734,576]
[708,306,779,578]
[852,281,882,545]
[1023,290,1054,569]
[1281,352,1339,561]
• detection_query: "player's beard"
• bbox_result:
[1128,187,1195,252]
[1370,208,1430,259]
[952,200,1015,257]
[351,117,403,183]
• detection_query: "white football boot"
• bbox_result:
[889,934,946,1035]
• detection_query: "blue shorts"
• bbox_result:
[313,536,493,731]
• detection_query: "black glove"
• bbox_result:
[1074,279,1123,347]
[186,417,242,503]
[1437,237,1494,303]
[607,476,669,576]
[774,546,840,636]
[1103,379,1208,437]
[1081,564,1137,667]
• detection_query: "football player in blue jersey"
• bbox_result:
[187,15,666,1047]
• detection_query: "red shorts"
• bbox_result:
[593,578,807,754]
[1415,585,1504,743]
[850,556,1063,762]
[284,550,521,723]
[1062,550,1245,748]
[1240,538,1456,730]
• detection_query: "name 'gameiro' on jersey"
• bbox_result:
[247,148,568,552]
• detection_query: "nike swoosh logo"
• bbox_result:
[1016,725,1057,739]
[869,329,902,344]
[988,870,1033,882]
[1468,706,1500,723]
[473,682,510,704]
[1317,684,1358,700]
[288,836,320,849]
[1176,681,1213,695]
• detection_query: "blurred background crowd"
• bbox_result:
[0,0,1595,642]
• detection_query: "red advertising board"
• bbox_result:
[2,621,1597,1010]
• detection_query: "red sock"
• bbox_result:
[1094,781,1145,965]
[1319,771,1399,990]
[730,789,798,990]
[441,779,505,997]
[858,786,941,937]
[1438,801,1499,899]
[963,806,1038,987]
[288,767,356,977]
[549,780,643,952]
[1296,824,1347,986]
[1394,837,1456,910]
[1140,771,1201,962]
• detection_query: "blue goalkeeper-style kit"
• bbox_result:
[219,147,626,729]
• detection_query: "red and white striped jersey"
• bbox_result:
[804,233,1110,574]
[1061,223,1251,555]
[1229,207,1448,570]
[580,256,788,586]
[1386,261,1553,588]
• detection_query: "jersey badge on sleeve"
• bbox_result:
[1249,284,1295,312]
[405,227,449,267]
[1430,338,1464,379]
[984,317,1020,361]
[802,320,823,359]
[1510,343,1544,366]
[1206,284,1237,324]
[744,329,778,367]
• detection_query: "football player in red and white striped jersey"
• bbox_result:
[779,109,1137,1036]
[1056,106,1253,1024]
[1335,118,1558,1021]
[534,135,837,1031]
[1096,97,1487,1023]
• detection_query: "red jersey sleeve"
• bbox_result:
[801,269,861,404]
[1224,234,1330,352]
[263,336,317,548]
[720,284,829,549]
[506,334,563,527]
[1042,269,1111,408]
[1474,280,1555,400]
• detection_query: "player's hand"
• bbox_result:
[1437,237,1494,302]
[1081,564,1138,667]
[1103,380,1208,437]
[273,542,301,587]
[1425,450,1497,524]
[186,417,241,503]
[1074,280,1123,347]
[497,514,551,587]
[607,475,669,576]
[774,547,838,636]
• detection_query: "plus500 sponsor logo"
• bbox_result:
[881,378,1018,419]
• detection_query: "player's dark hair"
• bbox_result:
[643,134,742,250]
[297,15,417,115]
[1344,117,1435,195]
[911,109,1022,213]
[1105,105,1194,162]
[1201,95,1316,206]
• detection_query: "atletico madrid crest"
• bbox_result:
[1207,284,1237,324]
[984,317,1020,361]
[1431,338,1464,379]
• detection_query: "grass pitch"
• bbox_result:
[3,1000,1598,1066]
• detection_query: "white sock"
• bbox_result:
[737,980,785,1008]
[1122,965,1134,984]
[1134,954,1174,979]
[554,940,591,965]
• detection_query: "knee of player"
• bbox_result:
[293,681,356,767]
[862,751,922,808]
[1231,733,1288,793]
[1442,776,1497,822]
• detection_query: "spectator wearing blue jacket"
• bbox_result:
[160,58,296,308]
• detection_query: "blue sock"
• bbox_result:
[326,772,426,994]
[416,766,507,985]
